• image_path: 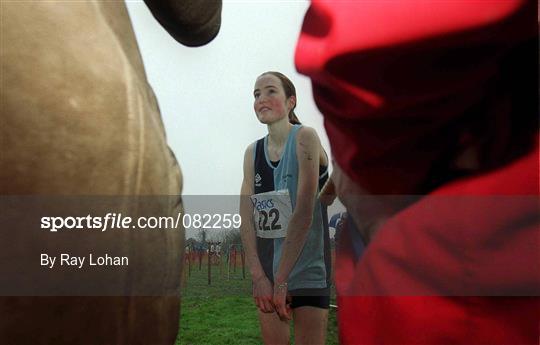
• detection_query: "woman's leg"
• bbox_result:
[293,306,328,345]
[258,310,290,345]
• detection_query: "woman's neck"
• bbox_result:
[267,118,293,148]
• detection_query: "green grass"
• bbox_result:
[176,256,338,345]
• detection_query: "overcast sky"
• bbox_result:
[126,1,330,194]
[125,1,344,238]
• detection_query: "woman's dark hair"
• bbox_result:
[260,71,301,124]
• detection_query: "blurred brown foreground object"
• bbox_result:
[0,1,221,344]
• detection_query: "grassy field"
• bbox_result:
[176,255,338,345]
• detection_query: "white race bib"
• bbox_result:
[250,189,293,239]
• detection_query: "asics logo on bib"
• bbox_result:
[252,197,275,211]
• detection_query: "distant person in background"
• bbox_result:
[0,1,221,344]
[296,1,538,344]
[240,72,331,345]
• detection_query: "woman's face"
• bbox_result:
[253,74,293,124]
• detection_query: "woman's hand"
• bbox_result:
[253,275,275,313]
[273,282,292,321]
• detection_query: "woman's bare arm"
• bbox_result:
[273,127,321,319]
[239,144,274,313]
